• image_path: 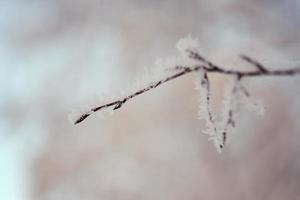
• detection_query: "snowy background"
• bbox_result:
[1,0,300,200]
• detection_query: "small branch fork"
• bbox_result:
[74,51,300,124]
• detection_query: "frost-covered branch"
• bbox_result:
[72,66,204,124]
[73,59,300,125]
[71,36,300,152]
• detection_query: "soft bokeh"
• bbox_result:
[1,0,300,200]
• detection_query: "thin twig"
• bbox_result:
[240,54,268,72]
[201,72,221,146]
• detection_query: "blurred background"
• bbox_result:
[1,0,300,199]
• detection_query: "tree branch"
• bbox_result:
[74,55,300,124]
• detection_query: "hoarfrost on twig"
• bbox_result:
[70,35,300,152]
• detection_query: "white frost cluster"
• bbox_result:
[176,35,202,58]
[155,36,204,72]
